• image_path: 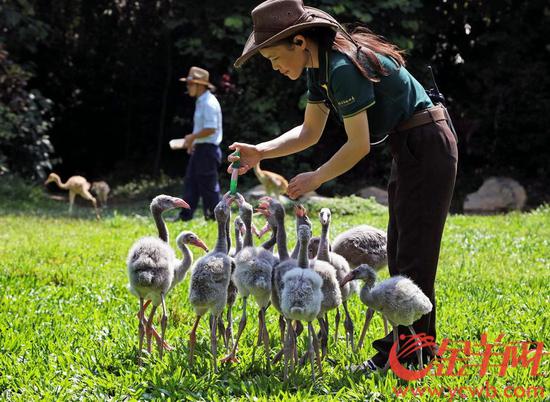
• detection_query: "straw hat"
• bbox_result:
[234,0,339,68]
[179,66,216,91]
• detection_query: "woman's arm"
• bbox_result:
[286,111,371,199]
[316,111,371,182]
[256,102,329,158]
[228,102,329,174]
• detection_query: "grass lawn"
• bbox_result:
[0,183,549,401]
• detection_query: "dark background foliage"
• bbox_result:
[1,0,548,206]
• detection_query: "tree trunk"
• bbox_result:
[153,26,172,175]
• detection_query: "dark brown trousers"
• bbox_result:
[372,118,458,360]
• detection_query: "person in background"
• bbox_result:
[176,66,223,221]
[227,0,457,371]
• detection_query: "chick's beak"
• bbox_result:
[235,192,245,207]
[255,207,270,217]
[340,271,356,288]
[258,196,272,203]
[175,199,191,209]
[222,192,233,206]
[256,223,271,238]
[255,199,270,216]
[295,204,305,217]
[193,238,209,252]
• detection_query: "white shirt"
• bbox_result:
[193,90,223,146]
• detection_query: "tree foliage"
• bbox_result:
[414,0,550,193]
[0,1,54,179]
[0,0,547,201]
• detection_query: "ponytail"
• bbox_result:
[284,26,406,83]
[333,26,405,82]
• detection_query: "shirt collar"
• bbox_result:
[196,90,210,104]
[318,44,329,89]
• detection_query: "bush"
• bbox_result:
[0,45,55,179]
[0,174,55,213]
[111,172,182,201]
[304,195,387,217]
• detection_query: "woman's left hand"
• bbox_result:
[287,171,322,200]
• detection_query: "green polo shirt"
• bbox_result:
[307,47,432,138]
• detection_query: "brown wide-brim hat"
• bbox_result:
[179,66,216,91]
[234,0,340,68]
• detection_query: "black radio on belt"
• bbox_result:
[426,66,446,105]
[426,66,458,142]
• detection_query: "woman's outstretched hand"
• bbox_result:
[287,171,322,200]
[227,143,262,175]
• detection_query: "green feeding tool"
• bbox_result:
[229,150,240,195]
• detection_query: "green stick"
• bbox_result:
[230,150,240,195]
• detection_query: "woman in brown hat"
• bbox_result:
[228,0,457,371]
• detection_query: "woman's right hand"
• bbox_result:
[227,142,262,175]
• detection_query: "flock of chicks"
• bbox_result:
[126,193,432,380]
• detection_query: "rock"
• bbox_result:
[357,186,388,206]
[243,184,266,200]
[463,177,527,213]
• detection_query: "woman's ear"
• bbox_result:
[292,34,306,49]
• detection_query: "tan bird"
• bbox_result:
[45,173,100,219]
[253,162,288,198]
[91,181,110,207]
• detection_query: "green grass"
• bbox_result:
[0,184,549,401]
